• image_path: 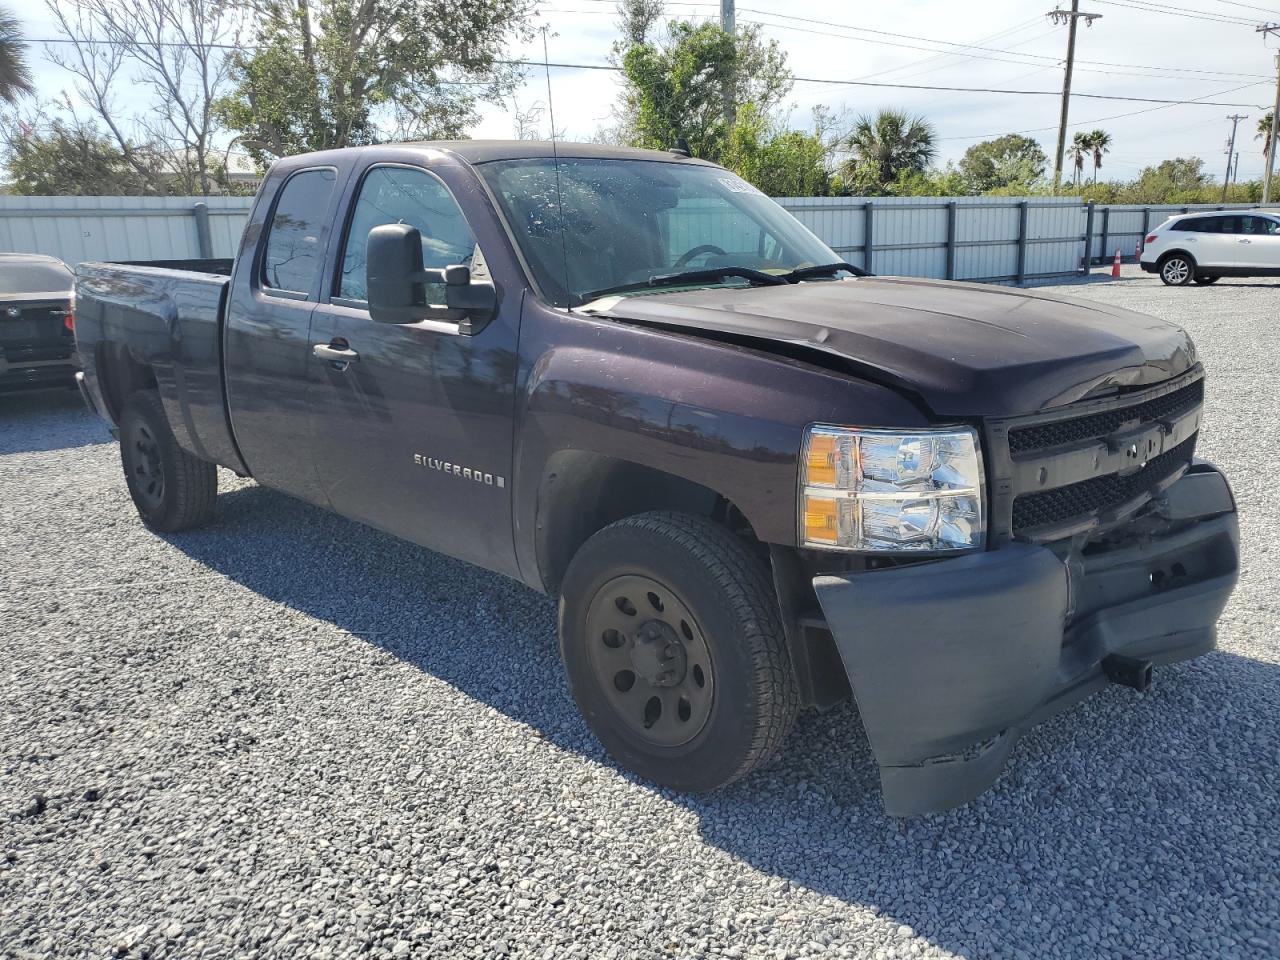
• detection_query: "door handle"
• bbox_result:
[313,342,360,365]
[1238,239,1252,244]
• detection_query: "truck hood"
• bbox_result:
[586,277,1196,418]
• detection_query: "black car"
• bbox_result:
[0,253,77,393]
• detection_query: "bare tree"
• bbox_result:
[44,0,242,195]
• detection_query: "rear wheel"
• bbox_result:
[559,512,798,792]
[1159,254,1194,286]
[1193,275,1220,285]
[119,390,217,532]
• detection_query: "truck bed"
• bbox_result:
[74,259,244,473]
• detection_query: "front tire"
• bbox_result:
[1159,254,1194,286]
[119,390,217,532]
[559,512,798,792]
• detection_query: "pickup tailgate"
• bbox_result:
[74,259,246,474]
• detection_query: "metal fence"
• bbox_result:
[0,195,254,266]
[0,193,1265,284]
[776,197,1266,283]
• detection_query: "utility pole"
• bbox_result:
[1048,3,1103,193]
[721,0,736,128]
[1261,24,1280,204]
[1223,113,1247,201]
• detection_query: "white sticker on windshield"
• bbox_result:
[718,176,764,196]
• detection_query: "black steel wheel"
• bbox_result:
[584,573,715,748]
[559,512,798,792]
[119,390,217,532]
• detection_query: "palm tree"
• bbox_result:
[843,110,937,187]
[1068,131,1090,187]
[1086,129,1111,184]
[0,7,32,105]
[1259,111,1275,171]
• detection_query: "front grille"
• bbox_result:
[1012,435,1196,533]
[1008,378,1203,455]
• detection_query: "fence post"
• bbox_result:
[1099,207,1110,262]
[946,201,958,280]
[1083,201,1095,270]
[192,202,214,259]
[863,200,874,275]
[1015,201,1029,285]
[1141,207,1150,240]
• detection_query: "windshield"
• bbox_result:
[477,158,842,307]
[0,259,73,296]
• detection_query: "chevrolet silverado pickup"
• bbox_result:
[72,142,1240,815]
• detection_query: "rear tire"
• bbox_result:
[119,390,217,532]
[1193,275,1220,285]
[559,511,798,792]
[1159,254,1194,286]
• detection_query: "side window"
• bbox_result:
[1218,216,1242,235]
[261,168,338,295]
[1242,216,1280,235]
[1192,217,1221,234]
[338,166,477,302]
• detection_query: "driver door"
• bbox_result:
[306,161,522,578]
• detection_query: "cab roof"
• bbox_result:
[397,140,714,166]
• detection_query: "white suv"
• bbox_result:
[1140,209,1280,285]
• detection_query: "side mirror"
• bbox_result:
[366,223,497,332]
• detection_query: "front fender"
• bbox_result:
[510,301,928,589]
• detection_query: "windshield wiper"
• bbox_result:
[780,261,867,281]
[580,266,788,303]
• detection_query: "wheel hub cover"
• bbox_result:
[630,620,687,687]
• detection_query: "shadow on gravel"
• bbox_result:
[168,482,1280,959]
[0,389,109,455]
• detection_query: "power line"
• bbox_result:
[1089,0,1256,24]
[938,79,1266,141]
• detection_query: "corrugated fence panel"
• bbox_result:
[0,194,1263,283]
[0,195,254,265]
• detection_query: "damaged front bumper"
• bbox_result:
[813,462,1239,816]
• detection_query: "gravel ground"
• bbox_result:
[2,267,1278,960]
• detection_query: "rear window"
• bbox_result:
[261,168,338,296]
[1171,217,1218,233]
[0,259,72,296]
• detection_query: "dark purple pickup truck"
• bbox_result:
[72,142,1239,815]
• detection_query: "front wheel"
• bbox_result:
[1193,275,1220,285]
[119,390,217,532]
[559,512,798,792]
[1159,254,1194,286]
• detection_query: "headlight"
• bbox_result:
[800,425,985,552]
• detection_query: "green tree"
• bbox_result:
[838,110,937,191]
[2,119,158,194]
[1067,131,1090,186]
[618,20,791,162]
[1085,128,1111,184]
[958,134,1046,193]
[722,104,830,196]
[1258,111,1275,170]
[1124,157,1211,203]
[0,7,32,105]
[216,0,533,164]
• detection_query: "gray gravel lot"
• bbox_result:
[2,266,1278,960]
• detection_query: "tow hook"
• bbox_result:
[1102,654,1153,692]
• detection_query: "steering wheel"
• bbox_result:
[673,244,727,269]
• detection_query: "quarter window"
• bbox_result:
[338,166,477,302]
[261,168,338,295]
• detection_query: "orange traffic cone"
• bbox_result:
[1111,249,1122,278]
[1135,239,1142,260]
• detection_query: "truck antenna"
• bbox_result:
[541,25,573,306]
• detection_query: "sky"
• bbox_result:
[19,0,1280,184]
